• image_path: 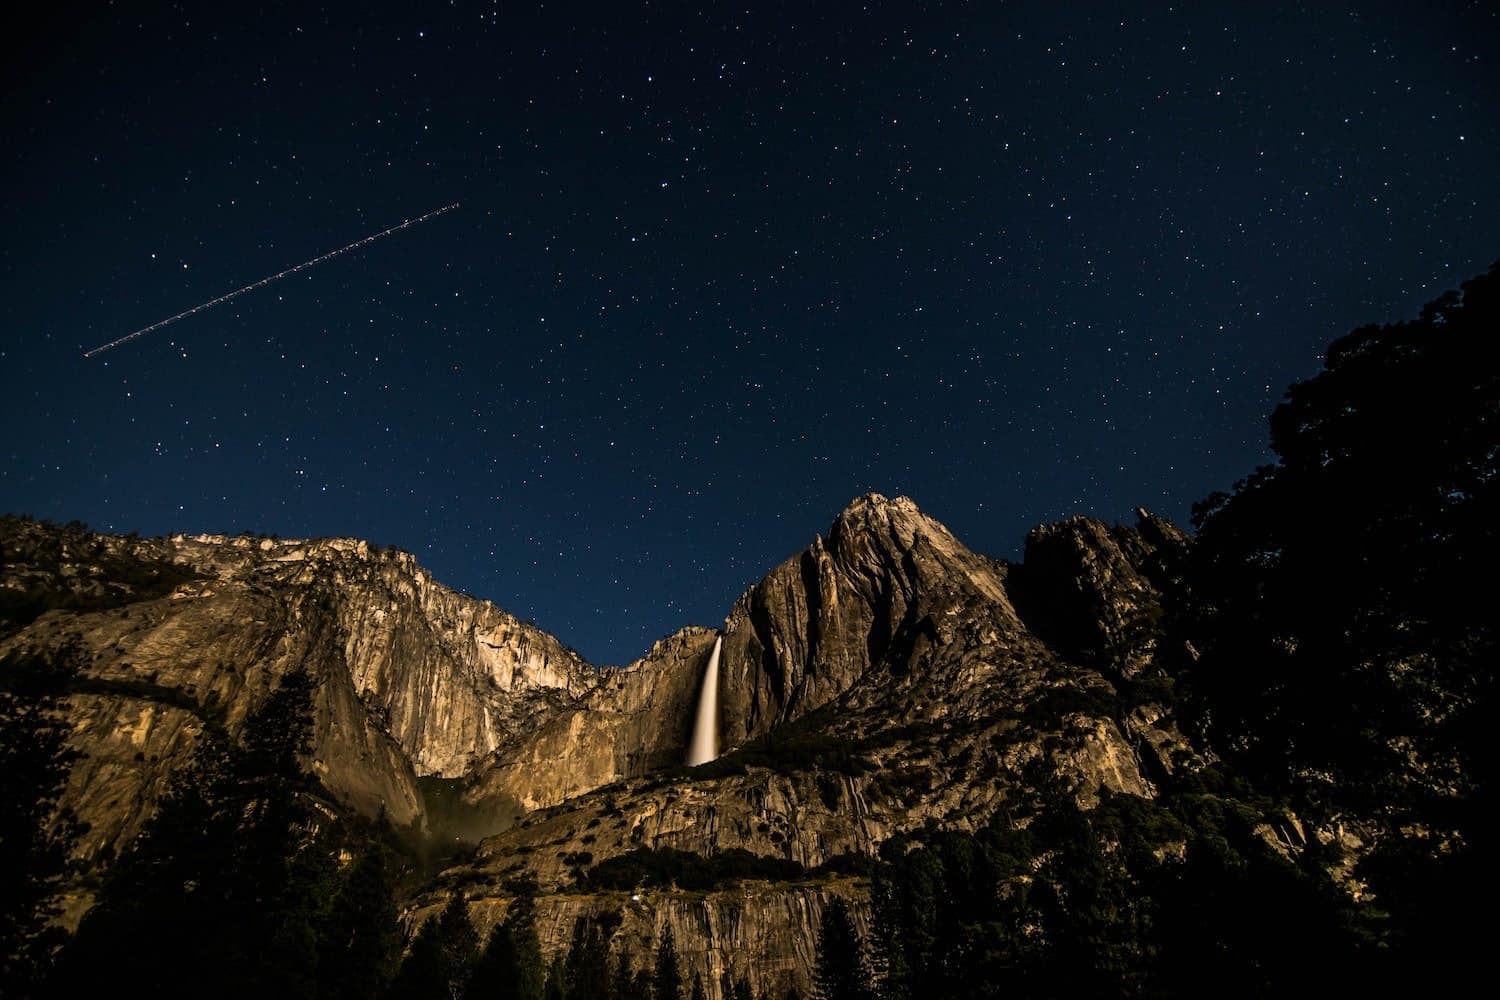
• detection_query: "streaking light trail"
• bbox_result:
[83,202,460,358]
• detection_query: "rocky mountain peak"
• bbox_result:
[5,500,1198,999]
[831,491,921,520]
[826,493,937,547]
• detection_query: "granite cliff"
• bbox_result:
[0,517,590,864]
[1,496,1193,997]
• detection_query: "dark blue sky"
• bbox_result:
[3,2,1496,664]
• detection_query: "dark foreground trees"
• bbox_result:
[466,890,546,1000]
[1187,262,1497,816]
[391,894,478,999]
[1184,262,1498,984]
[653,924,683,1000]
[55,669,404,1000]
[860,777,1365,1000]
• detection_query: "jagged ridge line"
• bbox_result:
[83,203,460,358]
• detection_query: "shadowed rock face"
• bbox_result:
[719,494,1021,741]
[2,497,1192,1000]
[1008,508,1190,679]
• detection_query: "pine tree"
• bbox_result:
[563,913,617,999]
[509,888,548,1000]
[60,720,242,995]
[319,843,402,999]
[609,953,636,1000]
[468,919,520,1000]
[391,894,479,1000]
[60,669,342,999]
[231,669,333,999]
[812,898,873,1000]
[719,972,754,1000]
[543,956,568,1000]
[654,924,683,1000]
[690,974,708,1000]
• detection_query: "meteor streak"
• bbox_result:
[83,202,460,358]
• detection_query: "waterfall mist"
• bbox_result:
[686,634,723,765]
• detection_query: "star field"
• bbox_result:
[2,2,1496,663]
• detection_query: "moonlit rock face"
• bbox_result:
[686,634,723,765]
[0,518,596,860]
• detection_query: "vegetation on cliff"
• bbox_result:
[54,670,407,999]
[0,518,198,635]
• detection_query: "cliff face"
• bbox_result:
[419,497,1190,1000]
[467,494,1056,818]
[2,498,1192,997]
[0,517,590,860]
[459,497,1173,845]
[719,495,1022,741]
[410,882,871,1000]
[465,627,718,814]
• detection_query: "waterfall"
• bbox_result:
[686,634,723,766]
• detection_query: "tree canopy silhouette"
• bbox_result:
[1185,261,1498,982]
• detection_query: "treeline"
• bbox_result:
[0,516,199,633]
[389,899,777,1000]
[0,643,79,996]
[810,767,1371,999]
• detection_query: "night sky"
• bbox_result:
[3,2,1496,665]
